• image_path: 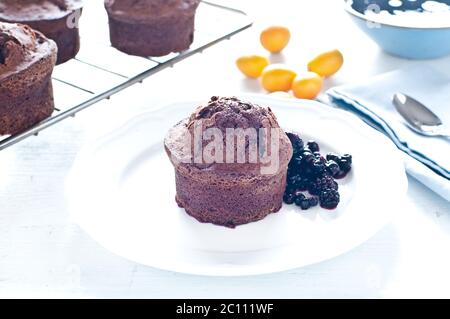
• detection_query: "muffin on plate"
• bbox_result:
[0,22,57,135]
[165,96,293,228]
[105,0,200,57]
[0,0,83,64]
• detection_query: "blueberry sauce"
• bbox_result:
[284,132,353,210]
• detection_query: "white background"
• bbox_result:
[0,0,450,298]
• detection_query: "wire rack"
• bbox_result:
[0,0,252,151]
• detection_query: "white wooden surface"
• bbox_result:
[0,0,449,298]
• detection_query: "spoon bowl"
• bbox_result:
[393,93,449,137]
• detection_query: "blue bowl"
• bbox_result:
[344,0,450,59]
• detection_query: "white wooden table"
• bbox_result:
[0,0,449,298]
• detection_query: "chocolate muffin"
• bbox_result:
[0,22,57,135]
[165,97,293,228]
[105,0,200,57]
[0,0,83,64]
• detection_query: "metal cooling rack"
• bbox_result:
[0,0,252,151]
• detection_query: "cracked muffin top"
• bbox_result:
[165,96,293,176]
[0,22,57,80]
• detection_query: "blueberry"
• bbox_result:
[313,151,321,158]
[302,167,314,178]
[302,149,312,157]
[283,193,295,205]
[288,174,302,187]
[334,170,347,179]
[294,192,306,201]
[341,154,352,164]
[296,179,309,191]
[304,153,315,164]
[307,141,320,153]
[290,155,302,167]
[312,161,326,175]
[284,182,295,193]
[326,160,340,176]
[308,176,338,195]
[286,133,304,153]
[308,196,319,207]
[326,153,340,163]
[294,195,306,206]
[299,200,311,210]
[287,168,296,178]
[339,159,352,173]
[319,189,340,209]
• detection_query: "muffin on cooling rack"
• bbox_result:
[164,96,293,228]
[0,22,57,135]
[105,0,200,57]
[0,0,83,64]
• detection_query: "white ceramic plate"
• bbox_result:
[66,95,408,276]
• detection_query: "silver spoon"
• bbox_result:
[393,93,450,138]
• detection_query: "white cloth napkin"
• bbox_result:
[327,65,450,201]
